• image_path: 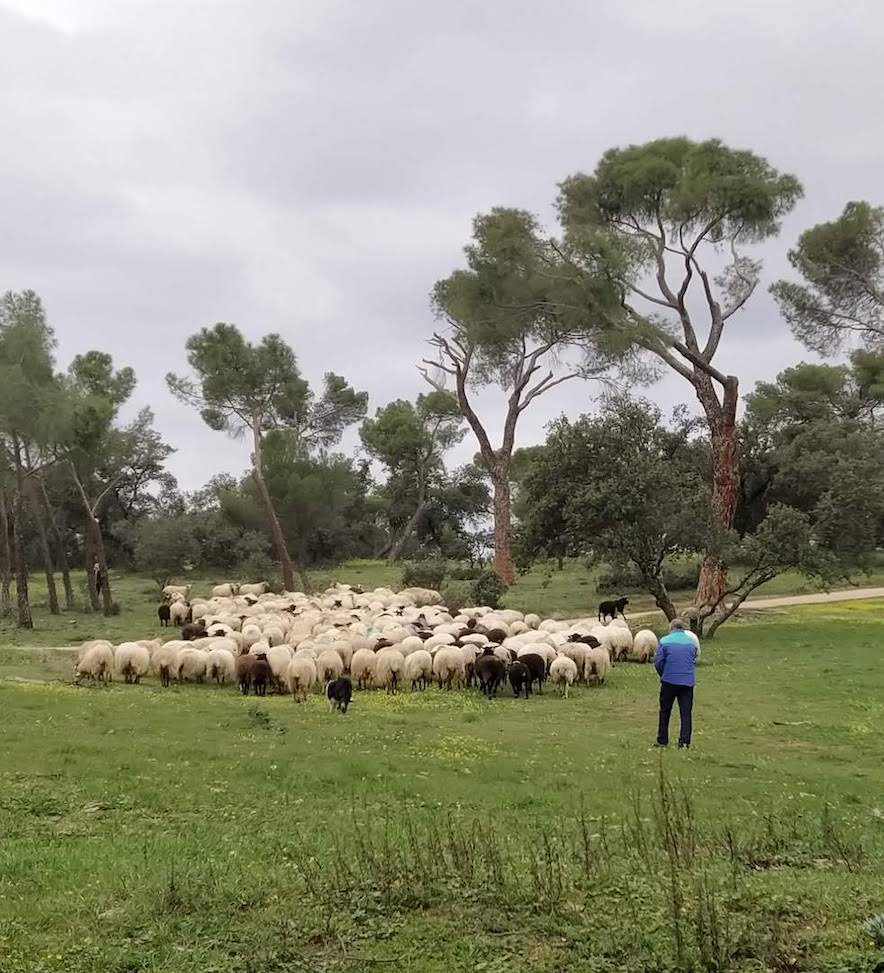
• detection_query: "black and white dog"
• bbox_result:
[326,676,353,714]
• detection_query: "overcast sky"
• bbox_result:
[2,0,882,490]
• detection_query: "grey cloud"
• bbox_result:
[1,0,883,489]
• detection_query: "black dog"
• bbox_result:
[598,597,629,622]
[326,676,353,713]
[157,604,171,627]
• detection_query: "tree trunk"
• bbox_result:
[491,473,515,585]
[11,440,32,628]
[387,497,429,563]
[29,481,60,615]
[38,477,74,610]
[83,522,100,611]
[0,481,12,617]
[641,570,678,622]
[251,421,302,592]
[695,377,739,607]
[93,517,115,616]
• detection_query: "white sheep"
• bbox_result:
[403,649,433,691]
[315,649,344,684]
[114,642,150,684]
[350,648,376,689]
[584,646,610,686]
[206,647,236,684]
[607,624,633,663]
[169,601,190,626]
[433,646,465,690]
[549,655,578,698]
[285,656,316,701]
[175,648,207,683]
[375,648,406,693]
[163,584,191,600]
[266,645,294,689]
[151,642,182,687]
[212,583,240,598]
[75,643,115,684]
[632,629,659,664]
[239,582,269,596]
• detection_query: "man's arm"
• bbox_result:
[654,641,666,677]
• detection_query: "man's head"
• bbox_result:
[669,618,686,632]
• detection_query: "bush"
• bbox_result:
[472,569,508,609]
[440,580,476,612]
[595,562,701,595]
[402,559,447,590]
[447,564,483,581]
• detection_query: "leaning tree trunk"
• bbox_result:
[387,495,429,563]
[641,570,678,622]
[92,516,114,616]
[251,421,302,592]
[29,483,60,615]
[0,481,12,617]
[695,377,740,607]
[37,477,74,610]
[11,440,32,628]
[491,473,515,585]
[83,522,100,611]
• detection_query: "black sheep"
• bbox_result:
[509,660,532,698]
[181,619,206,641]
[327,676,353,713]
[598,597,629,622]
[235,653,255,695]
[518,653,546,694]
[157,604,171,627]
[251,653,272,697]
[475,649,505,698]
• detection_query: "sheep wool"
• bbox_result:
[432,646,465,690]
[206,647,236,684]
[549,655,578,698]
[114,642,150,684]
[75,644,115,683]
[403,649,433,691]
[631,629,659,664]
[375,648,406,693]
[350,649,377,689]
[285,656,317,701]
[584,646,611,686]
[315,649,344,684]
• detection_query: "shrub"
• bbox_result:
[402,559,447,590]
[472,569,508,609]
[595,562,701,594]
[440,580,475,612]
[447,564,483,581]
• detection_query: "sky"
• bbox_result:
[2,0,883,490]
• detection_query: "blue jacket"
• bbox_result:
[654,631,697,687]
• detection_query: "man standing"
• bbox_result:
[654,618,697,749]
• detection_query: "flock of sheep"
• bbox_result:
[74,581,695,701]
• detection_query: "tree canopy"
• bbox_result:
[772,201,884,354]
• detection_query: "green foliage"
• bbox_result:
[439,579,477,611]
[471,568,507,609]
[519,395,708,615]
[401,559,447,590]
[131,516,202,589]
[559,137,802,249]
[167,323,367,447]
[596,561,701,595]
[772,200,884,353]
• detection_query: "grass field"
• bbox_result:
[3,558,884,648]
[1,601,883,971]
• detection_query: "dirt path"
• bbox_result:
[611,586,884,623]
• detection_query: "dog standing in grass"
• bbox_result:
[326,676,353,713]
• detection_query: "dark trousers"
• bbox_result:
[657,681,694,746]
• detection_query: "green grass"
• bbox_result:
[5,558,884,649]
[1,602,883,971]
